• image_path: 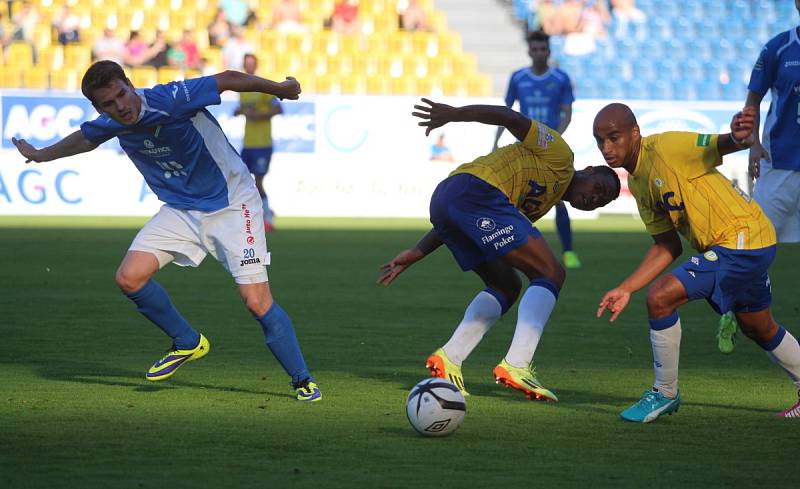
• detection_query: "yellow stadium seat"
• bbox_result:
[311,31,336,56]
[415,77,442,97]
[32,24,52,52]
[304,52,328,76]
[391,76,417,96]
[131,66,158,88]
[442,77,468,97]
[0,66,23,88]
[313,74,338,94]
[203,47,223,72]
[452,53,478,77]
[340,74,367,95]
[404,55,428,78]
[274,53,303,77]
[23,67,49,89]
[157,67,183,84]
[352,55,378,77]
[467,74,492,97]
[437,32,462,56]
[411,31,436,58]
[38,46,64,71]
[366,75,391,95]
[335,34,362,56]
[378,54,404,78]
[6,43,34,68]
[388,32,412,56]
[64,45,92,72]
[284,33,310,54]
[428,57,453,77]
[326,54,352,76]
[50,69,80,91]
[308,0,335,13]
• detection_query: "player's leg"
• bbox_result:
[491,233,563,401]
[735,309,800,417]
[619,270,692,422]
[208,195,319,401]
[120,209,212,381]
[555,201,581,269]
[428,259,521,394]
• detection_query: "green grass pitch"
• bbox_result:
[1,216,798,488]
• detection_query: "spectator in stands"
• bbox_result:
[208,9,232,47]
[610,0,646,40]
[430,133,455,162]
[399,0,429,32]
[92,28,126,65]
[536,0,562,36]
[11,1,39,44]
[222,25,253,70]
[124,31,150,67]
[582,0,610,39]
[219,0,252,27]
[557,0,584,34]
[0,12,11,54]
[330,0,360,35]
[144,30,170,69]
[177,30,200,70]
[272,0,306,33]
[53,5,80,45]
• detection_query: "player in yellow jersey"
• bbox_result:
[378,98,620,401]
[235,53,283,231]
[594,103,800,421]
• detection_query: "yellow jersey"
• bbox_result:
[240,92,279,148]
[449,121,574,222]
[628,132,776,251]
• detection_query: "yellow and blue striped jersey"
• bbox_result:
[449,121,574,222]
[628,132,776,251]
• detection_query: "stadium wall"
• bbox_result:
[0,91,753,218]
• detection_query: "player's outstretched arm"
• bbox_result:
[597,230,681,322]
[12,130,98,163]
[377,229,443,287]
[743,91,768,178]
[214,70,301,100]
[412,98,531,141]
[717,105,757,157]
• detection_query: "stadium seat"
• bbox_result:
[341,74,367,94]
[131,66,158,88]
[23,67,49,89]
[6,43,34,68]
[50,69,80,91]
[157,67,183,84]
[391,76,418,96]
[366,75,392,95]
[64,45,92,72]
[467,74,492,97]
[0,66,23,89]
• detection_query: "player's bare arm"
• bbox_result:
[214,70,301,100]
[413,98,531,141]
[717,106,757,156]
[377,229,443,287]
[12,130,98,163]
[744,91,769,178]
[555,104,572,134]
[597,230,682,322]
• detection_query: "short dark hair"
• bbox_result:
[81,60,129,104]
[526,29,550,46]
[598,165,622,199]
[243,53,257,63]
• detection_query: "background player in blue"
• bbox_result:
[10,60,321,402]
[718,2,800,355]
[493,29,581,269]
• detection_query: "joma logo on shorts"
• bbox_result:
[240,258,261,266]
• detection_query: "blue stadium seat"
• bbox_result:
[651,80,674,101]
[721,81,746,101]
[601,79,626,100]
[696,81,723,101]
[682,59,706,82]
[656,59,681,80]
[626,79,651,100]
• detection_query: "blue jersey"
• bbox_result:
[748,26,800,171]
[504,67,574,130]
[81,76,257,212]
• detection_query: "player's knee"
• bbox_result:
[242,292,273,317]
[739,318,779,345]
[645,283,675,318]
[546,262,566,289]
[115,267,147,294]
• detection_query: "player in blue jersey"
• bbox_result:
[11,60,321,402]
[717,4,800,356]
[493,29,581,269]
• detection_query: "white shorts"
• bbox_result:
[753,161,800,243]
[130,194,270,284]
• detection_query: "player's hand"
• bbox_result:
[12,137,42,163]
[377,248,424,287]
[597,287,632,322]
[276,77,301,100]
[412,98,457,136]
[730,106,756,146]
[748,142,769,178]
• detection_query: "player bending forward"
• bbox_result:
[12,61,321,402]
[379,98,620,401]
[594,103,800,421]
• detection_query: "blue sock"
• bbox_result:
[256,302,311,386]
[555,203,573,252]
[125,280,200,349]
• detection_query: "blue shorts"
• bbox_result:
[430,173,540,271]
[671,245,776,314]
[241,147,273,176]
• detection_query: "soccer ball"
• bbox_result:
[406,377,466,437]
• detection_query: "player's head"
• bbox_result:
[526,30,550,67]
[592,103,641,171]
[243,53,258,75]
[563,165,621,211]
[81,60,141,126]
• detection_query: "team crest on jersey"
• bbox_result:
[703,250,718,262]
[696,134,712,147]
[654,177,663,188]
[477,218,496,232]
[144,139,155,148]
